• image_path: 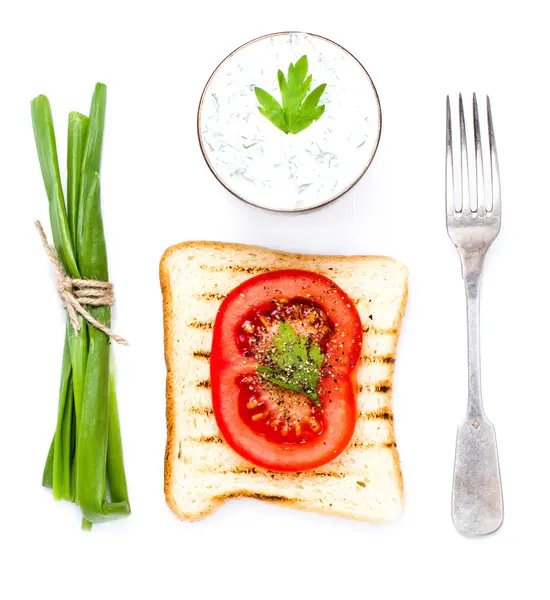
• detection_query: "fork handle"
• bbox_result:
[453,273,503,535]
[464,275,484,419]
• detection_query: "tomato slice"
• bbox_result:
[211,269,362,472]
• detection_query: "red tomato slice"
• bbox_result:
[211,269,362,472]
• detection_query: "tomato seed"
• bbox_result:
[252,412,265,421]
[246,399,258,409]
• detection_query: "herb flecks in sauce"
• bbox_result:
[255,55,326,135]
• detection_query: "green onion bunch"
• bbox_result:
[32,83,130,530]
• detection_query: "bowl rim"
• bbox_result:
[197,31,382,214]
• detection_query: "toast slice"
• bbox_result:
[161,242,408,521]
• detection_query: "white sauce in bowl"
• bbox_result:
[198,32,381,212]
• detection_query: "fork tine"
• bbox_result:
[446,96,456,218]
[472,94,485,215]
[487,96,501,215]
[459,94,470,214]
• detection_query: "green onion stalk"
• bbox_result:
[32,83,130,529]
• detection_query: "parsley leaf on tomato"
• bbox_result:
[257,321,324,405]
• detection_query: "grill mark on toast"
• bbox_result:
[184,435,224,444]
[183,437,395,451]
[240,493,292,503]
[187,406,215,416]
[233,467,344,478]
[195,292,227,301]
[200,466,347,479]
[360,354,395,364]
[227,466,260,475]
[352,441,396,449]
[291,471,345,479]
[185,405,394,421]
[188,320,213,330]
[357,409,394,421]
[193,349,211,360]
[196,379,212,388]
[357,382,392,394]
[211,491,295,506]
[200,264,273,274]
[362,326,397,335]
[189,438,393,463]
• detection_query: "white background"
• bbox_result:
[1,1,548,598]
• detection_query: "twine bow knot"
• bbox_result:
[35,220,127,345]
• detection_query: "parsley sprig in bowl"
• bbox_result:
[255,55,327,135]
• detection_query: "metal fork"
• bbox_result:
[446,94,503,536]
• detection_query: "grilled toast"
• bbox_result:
[161,242,408,521]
